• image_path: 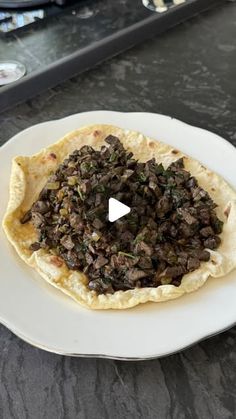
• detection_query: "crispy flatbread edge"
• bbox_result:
[2,124,236,309]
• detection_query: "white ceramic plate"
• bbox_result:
[1,111,236,360]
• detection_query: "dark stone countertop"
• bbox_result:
[0,0,151,74]
[0,2,236,418]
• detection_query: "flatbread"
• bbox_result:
[2,124,236,309]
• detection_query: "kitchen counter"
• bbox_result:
[0,2,236,418]
[0,0,221,111]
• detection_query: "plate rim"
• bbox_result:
[1,316,235,361]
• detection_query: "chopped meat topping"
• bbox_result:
[22,136,223,294]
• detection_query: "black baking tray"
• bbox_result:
[0,0,224,112]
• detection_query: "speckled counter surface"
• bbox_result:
[1,3,236,418]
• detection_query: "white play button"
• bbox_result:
[108,198,131,222]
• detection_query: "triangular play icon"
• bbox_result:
[108,198,131,222]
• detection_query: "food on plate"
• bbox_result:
[21,138,223,290]
[3,125,236,309]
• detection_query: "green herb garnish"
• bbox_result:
[155,163,164,175]
[134,234,144,244]
[80,161,95,173]
[138,172,147,182]
[94,184,106,193]
[118,251,136,259]
[109,152,117,162]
